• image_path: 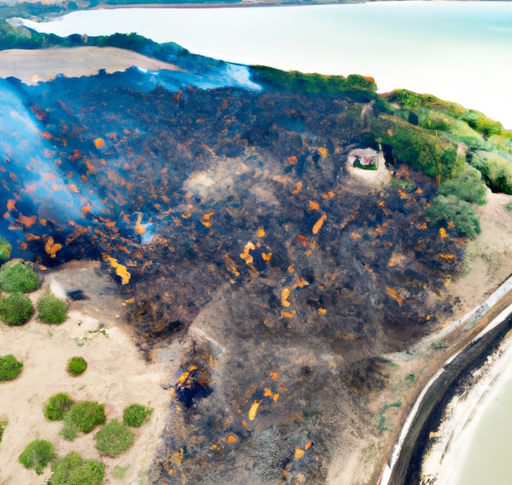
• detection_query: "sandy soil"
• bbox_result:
[448,191,512,318]
[0,262,169,485]
[0,47,184,85]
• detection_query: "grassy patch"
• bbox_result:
[44,393,73,421]
[123,404,153,427]
[0,261,40,293]
[95,419,135,457]
[0,420,7,443]
[353,158,377,171]
[60,401,106,441]
[405,374,416,385]
[0,354,23,381]
[113,464,130,480]
[18,439,57,475]
[0,236,11,262]
[431,338,447,350]
[384,361,400,370]
[471,150,512,195]
[51,451,105,485]
[0,292,34,326]
[37,290,67,324]
[68,357,87,375]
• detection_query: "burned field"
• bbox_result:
[0,67,464,483]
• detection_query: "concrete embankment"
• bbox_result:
[380,276,512,485]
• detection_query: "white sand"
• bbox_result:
[0,46,184,84]
[0,263,169,485]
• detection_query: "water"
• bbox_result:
[457,375,512,485]
[21,2,512,128]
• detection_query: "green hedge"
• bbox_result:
[37,290,67,324]
[95,419,134,457]
[60,401,106,441]
[18,439,57,475]
[51,452,105,485]
[0,261,40,293]
[44,393,73,421]
[0,292,34,326]
[0,354,23,381]
[123,403,153,427]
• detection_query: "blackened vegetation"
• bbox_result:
[0,70,465,484]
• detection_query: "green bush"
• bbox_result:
[0,354,23,381]
[51,452,105,485]
[0,236,11,262]
[471,150,512,195]
[437,165,487,205]
[60,401,106,441]
[506,201,512,211]
[37,290,67,324]
[0,292,34,326]
[0,420,7,443]
[460,110,502,137]
[68,357,87,375]
[368,115,459,181]
[44,393,73,421]
[353,158,377,171]
[0,261,40,293]
[18,439,57,475]
[95,419,134,457]
[123,404,153,427]
[425,194,481,239]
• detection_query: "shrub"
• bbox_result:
[425,194,481,239]
[0,237,11,262]
[95,419,134,457]
[0,292,34,326]
[437,165,487,205]
[123,404,153,427]
[68,357,87,375]
[471,150,512,195]
[51,451,105,485]
[44,393,73,421]
[0,261,40,293]
[0,354,23,381]
[460,110,502,137]
[60,401,106,441]
[18,439,57,475]
[0,420,7,443]
[37,290,67,324]
[507,201,512,211]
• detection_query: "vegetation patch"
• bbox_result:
[507,201,512,211]
[51,451,105,485]
[60,401,106,440]
[437,165,487,205]
[68,357,87,375]
[353,158,377,171]
[0,292,34,326]
[37,290,67,324]
[0,260,40,293]
[123,403,153,427]
[44,393,73,421]
[426,195,481,239]
[0,236,11,262]
[471,150,512,195]
[95,419,135,457]
[0,354,23,381]
[113,464,130,479]
[0,420,7,443]
[18,439,57,475]
[431,338,447,350]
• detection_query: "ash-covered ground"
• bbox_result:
[0,66,463,484]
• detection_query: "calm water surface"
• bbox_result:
[22,2,512,127]
[458,376,512,485]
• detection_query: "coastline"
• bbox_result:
[422,327,512,484]
[379,278,512,485]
